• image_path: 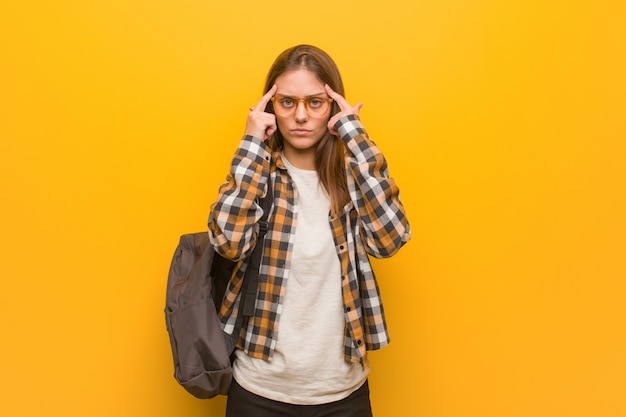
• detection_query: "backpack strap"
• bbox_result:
[238,177,274,319]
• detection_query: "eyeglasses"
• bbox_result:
[270,95,333,118]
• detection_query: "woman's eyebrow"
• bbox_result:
[275,92,327,98]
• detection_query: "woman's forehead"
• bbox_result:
[275,69,324,95]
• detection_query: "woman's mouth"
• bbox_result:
[291,129,311,136]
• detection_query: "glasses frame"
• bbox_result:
[270,95,334,118]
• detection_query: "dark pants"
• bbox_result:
[226,379,373,417]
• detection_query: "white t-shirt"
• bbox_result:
[233,155,368,405]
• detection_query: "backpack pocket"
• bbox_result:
[165,298,232,399]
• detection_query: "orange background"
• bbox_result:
[1,1,625,416]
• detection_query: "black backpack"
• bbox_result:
[165,182,272,399]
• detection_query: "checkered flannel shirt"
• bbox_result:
[208,114,411,366]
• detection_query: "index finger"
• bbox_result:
[254,84,278,112]
[324,84,352,111]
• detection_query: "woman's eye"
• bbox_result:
[309,99,322,107]
[281,99,294,107]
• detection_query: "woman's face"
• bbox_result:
[274,68,331,167]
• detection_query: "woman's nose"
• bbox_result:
[295,101,308,121]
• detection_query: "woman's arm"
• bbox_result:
[208,135,270,260]
[324,85,411,258]
[208,88,277,260]
[337,115,411,258]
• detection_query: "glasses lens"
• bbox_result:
[273,96,295,116]
[306,97,330,117]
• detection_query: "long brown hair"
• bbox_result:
[263,45,350,217]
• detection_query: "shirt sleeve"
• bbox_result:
[208,135,271,260]
[335,114,411,258]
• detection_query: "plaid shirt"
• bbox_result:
[208,115,411,366]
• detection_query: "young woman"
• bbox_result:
[208,44,411,417]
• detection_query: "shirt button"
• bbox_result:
[357,340,362,345]
[346,306,352,312]
[339,245,344,250]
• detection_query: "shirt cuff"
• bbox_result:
[238,134,271,166]
[333,115,366,141]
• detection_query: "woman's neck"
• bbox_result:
[282,148,316,170]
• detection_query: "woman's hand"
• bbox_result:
[244,84,278,140]
[324,84,363,137]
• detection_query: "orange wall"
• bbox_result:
[1,1,625,416]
